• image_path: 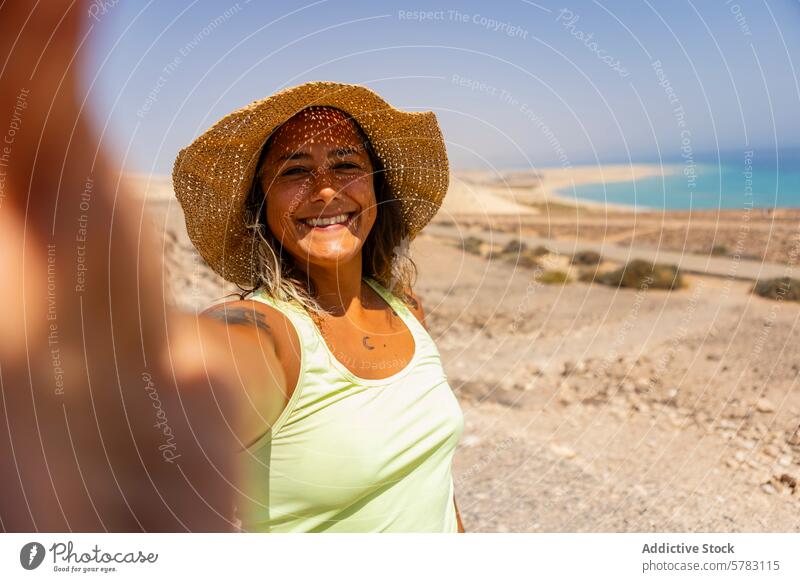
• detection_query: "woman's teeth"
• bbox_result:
[303,213,351,227]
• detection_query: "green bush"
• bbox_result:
[711,244,729,256]
[577,267,601,282]
[496,239,542,269]
[752,277,800,302]
[516,253,541,268]
[570,250,603,266]
[461,236,486,256]
[591,259,683,290]
[537,270,570,285]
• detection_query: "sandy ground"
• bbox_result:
[137,167,800,532]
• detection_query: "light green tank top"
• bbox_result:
[234,276,464,532]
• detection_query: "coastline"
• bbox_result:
[448,164,679,214]
[537,163,678,212]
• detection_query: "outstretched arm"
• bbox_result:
[0,0,284,531]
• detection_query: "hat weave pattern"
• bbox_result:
[172,81,449,286]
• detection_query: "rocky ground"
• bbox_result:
[412,231,800,532]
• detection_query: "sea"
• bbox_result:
[557,152,800,211]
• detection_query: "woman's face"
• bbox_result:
[258,106,377,272]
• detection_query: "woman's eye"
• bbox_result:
[335,162,360,171]
[282,167,309,176]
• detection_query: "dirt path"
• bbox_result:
[424,223,790,281]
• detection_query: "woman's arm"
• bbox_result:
[197,300,289,446]
[0,0,285,530]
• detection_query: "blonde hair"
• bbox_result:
[240,107,418,318]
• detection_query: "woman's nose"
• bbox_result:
[309,166,340,200]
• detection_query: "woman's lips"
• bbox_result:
[296,212,356,233]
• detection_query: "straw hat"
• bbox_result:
[172,81,449,287]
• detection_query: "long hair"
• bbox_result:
[241,107,418,317]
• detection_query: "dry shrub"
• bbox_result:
[570,250,603,266]
[752,277,800,302]
[497,239,541,269]
[585,259,683,290]
[537,270,570,285]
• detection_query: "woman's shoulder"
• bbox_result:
[202,295,303,391]
[202,296,284,334]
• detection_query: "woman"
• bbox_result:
[173,81,465,532]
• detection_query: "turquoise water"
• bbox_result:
[559,162,800,210]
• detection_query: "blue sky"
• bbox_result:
[83,0,800,174]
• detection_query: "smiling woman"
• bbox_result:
[172,81,464,532]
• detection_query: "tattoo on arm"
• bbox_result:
[204,306,274,336]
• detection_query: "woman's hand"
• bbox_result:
[0,0,284,531]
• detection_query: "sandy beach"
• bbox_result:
[136,164,800,532]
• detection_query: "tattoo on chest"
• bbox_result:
[362,336,388,350]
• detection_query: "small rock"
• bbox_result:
[786,426,800,446]
[668,413,684,427]
[550,444,577,459]
[778,473,798,491]
[778,455,792,466]
[527,364,543,376]
[610,408,627,420]
[558,391,574,406]
[460,434,482,448]
[500,377,516,391]
[756,398,776,413]
[761,483,777,495]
